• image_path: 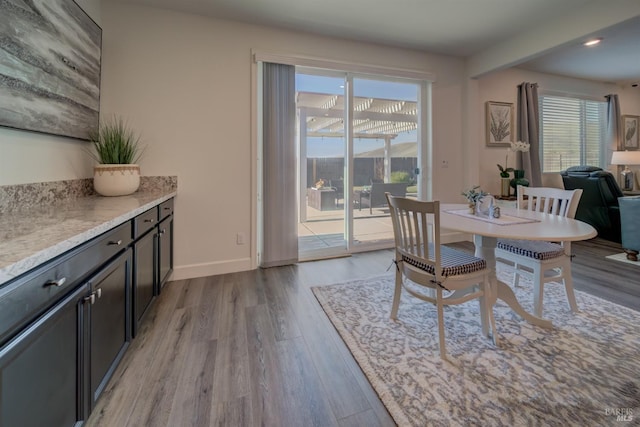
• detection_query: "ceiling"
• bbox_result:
[114,0,640,84]
[518,15,640,85]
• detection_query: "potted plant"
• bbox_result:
[89,117,145,197]
[497,163,513,197]
[461,185,488,214]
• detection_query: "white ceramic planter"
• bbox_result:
[93,164,141,197]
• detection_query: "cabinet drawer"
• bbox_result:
[158,198,174,220]
[134,208,158,239]
[88,221,133,266]
[0,221,131,346]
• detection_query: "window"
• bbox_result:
[539,94,607,172]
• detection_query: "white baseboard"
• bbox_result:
[171,257,253,281]
[171,233,469,281]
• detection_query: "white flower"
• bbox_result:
[510,140,530,152]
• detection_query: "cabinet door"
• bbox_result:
[133,230,155,336]
[158,215,173,291]
[88,249,132,410]
[0,284,88,427]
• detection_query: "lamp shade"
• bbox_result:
[611,150,640,166]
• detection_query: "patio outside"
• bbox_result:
[298,190,418,260]
[296,84,420,260]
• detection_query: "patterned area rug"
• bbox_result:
[312,270,640,426]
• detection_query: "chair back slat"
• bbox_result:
[517,185,583,218]
[386,193,441,279]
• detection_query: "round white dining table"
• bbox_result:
[440,204,597,329]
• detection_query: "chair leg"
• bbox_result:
[562,266,579,313]
[390,268,403,320]
[437,288,446,359]
[478,292,489,337]
[533,267,544,317]
[624,249,639,261]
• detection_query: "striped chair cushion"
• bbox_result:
[497,239,565,260]
[402,245,486,277]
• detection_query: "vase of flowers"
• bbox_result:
[498,140,530,198]
[461,185,488,214]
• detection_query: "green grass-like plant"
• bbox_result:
[390,171,411,183]
[88,117,145,164]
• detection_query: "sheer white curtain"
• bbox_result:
[260,62,298,267]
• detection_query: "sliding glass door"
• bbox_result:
[296,69,426,260]
[297,72,348,260]
[352,77,419,249]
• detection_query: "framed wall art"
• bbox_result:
[622,115,639,150]
[486,101,514,147]
[0,0,102,140]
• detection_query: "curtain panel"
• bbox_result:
[605,94,622,183]
[261,62,298,267]
[517,82,542,187]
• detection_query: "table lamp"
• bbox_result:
[611,150,640,191]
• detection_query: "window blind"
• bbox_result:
[539,95,607,172]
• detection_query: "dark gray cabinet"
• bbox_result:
[85,249,132,412]
[0,197,174,426]
[0,284,87,427]
[133,228,156,336]
[157,198,174,293]
[0,243,132,427]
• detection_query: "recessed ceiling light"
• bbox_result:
[583,38,602,47]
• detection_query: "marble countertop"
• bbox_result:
[0,189,176,286]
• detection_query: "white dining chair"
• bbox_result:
[495,185,583,317]
[385,193,497,359]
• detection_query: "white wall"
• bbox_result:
[100,2,468,279]
[0,0,101,185]
[476,67,640,195]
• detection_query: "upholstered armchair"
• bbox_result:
[560,166,623,242]
[619,196,640,261]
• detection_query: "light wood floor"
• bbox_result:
[87,238,640,427]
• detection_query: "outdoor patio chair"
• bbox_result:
[386,193,497,359]
[495,186,583,317]
[329,179,344,204]
[359,182,407,214]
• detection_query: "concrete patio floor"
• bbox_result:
[297,196,468,260]
[298,204,394,259]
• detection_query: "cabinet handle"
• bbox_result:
[108,240,123,246]
[159,229,166,235]
[84,294,96,305]
[163,207,171,210]
[44,277,66,288]
[144,219,155,223]
[96,288,102,299]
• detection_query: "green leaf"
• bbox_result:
[87,116,145,164]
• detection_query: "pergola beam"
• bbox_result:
[306,132,398,139]
[300,107,417,124]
